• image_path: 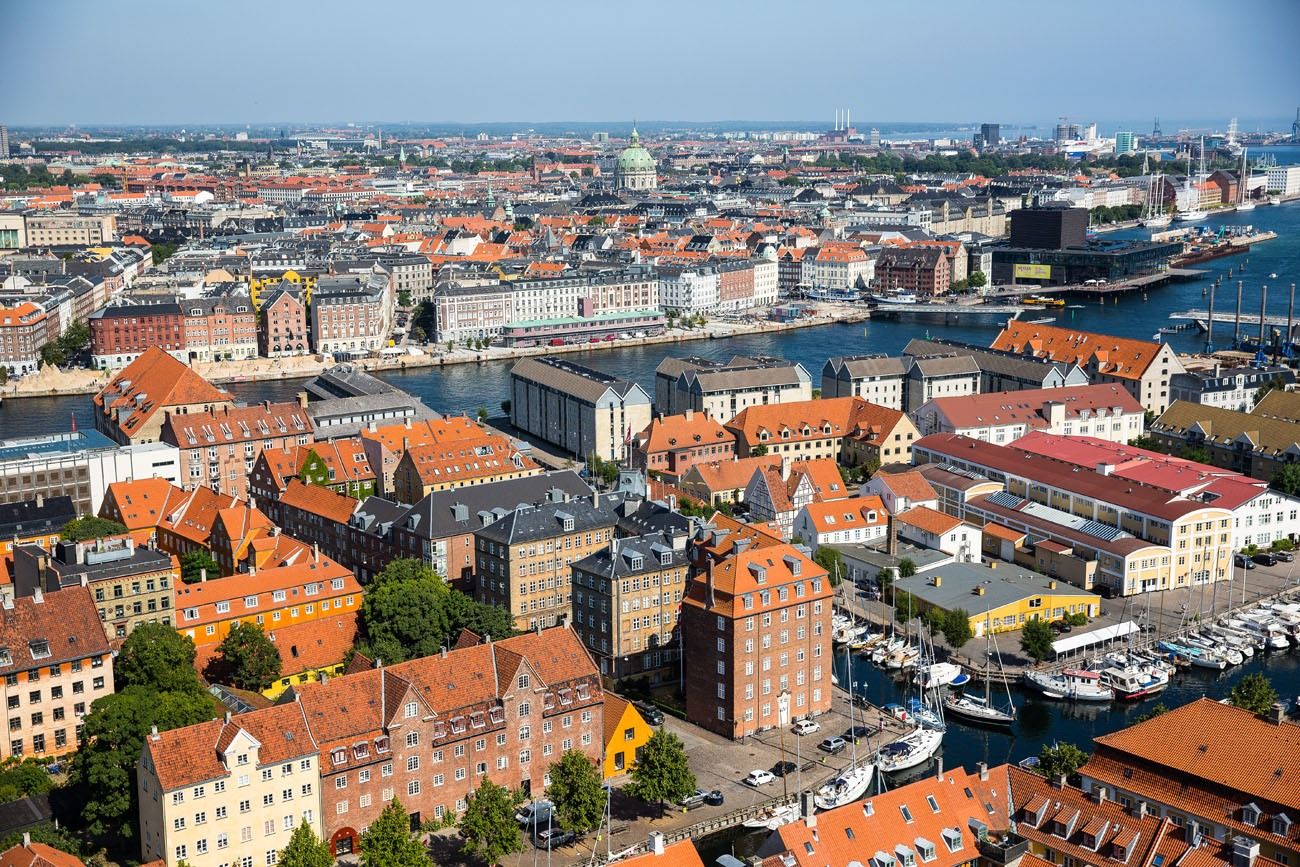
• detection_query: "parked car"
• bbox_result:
[1254,553,1278,567]
[516,800,554,827]
[633,702,664,726]
[1276,550,1295,562]
[1234,554,1256,570]
[792,718,820,736]
[744,769,777,787]
[677,788,710,809]
[843,725,871,741]
[818,737,848,755]
[533,829,576,850]
[704,789,725,806]
[1050,620,1073,634]
[771,760,798,777]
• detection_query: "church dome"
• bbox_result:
[616,128,656,172]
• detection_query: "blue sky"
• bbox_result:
[4,0,1298,129]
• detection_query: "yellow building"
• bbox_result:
[896,561,1100,637]
[257,612,358,700]
[248,269,317,308]
[602,695,653,780]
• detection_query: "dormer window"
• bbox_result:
[1273,813,1292,836]
[488,707,504,725]
[352,742,369,760]
[470,711,486,728]
[1242,803,1262,827]
[0,647,10,667]
[630,555,644,570]
[374,736,390,753]
[660,551,672,565]
[331,748,347,767]
[28,640,50,660]
[449,717,466,734]
[575,684,591,701]
[915,838,936,862]
[558,689,574,706]
[941,829,963,853]
[543,692,556,710]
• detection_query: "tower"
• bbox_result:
[614,126,657,192]
[1152,115,1162,137]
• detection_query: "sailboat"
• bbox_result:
[944,616,1016,727]
[1175,138,1208,222]
[814,644,875,810]
[1141,154,1173,228]
[1236,147,1255,211]
[876,725,944,774]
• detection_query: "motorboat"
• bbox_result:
[1023,668,1114,701]
[885,644,921,670]
[943,692,1016,727]
[871,636,905,665]
[877,727,943,774]
[813,762,875,810]
[743,801,801,830]
[1207,629,1254,657]
[833,623,870,645]
[1174,209,1208,222]
[1095,661,1169,700]
[1184,633,1243,666]
[1227,616,1291,650]
[913,662,966,689]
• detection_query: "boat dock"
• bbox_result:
[867,303,1026,324]
[987,268,1206,300]
[1169,308,1299,340]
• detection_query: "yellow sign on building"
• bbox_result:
[1013,263,1052,280]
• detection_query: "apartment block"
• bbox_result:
[12,535,177,640]
[163,401,315,499]
[0,586,113,761]
[474,494,619,630]
[630,410,736,481]
[392,429,541,504]
[655,355,812,420]
[681,518,832,739]
[725,396,920,467]
[991,322,1185,414]
[912,383,1145,443]
[571,530,690,686]
[23,213,116,246]
[93,347,234,445]
[0,301,54,378]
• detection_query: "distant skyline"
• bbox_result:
[4,0,1298,128]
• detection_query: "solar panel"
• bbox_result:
[986,491,1025,509]
[1076,520,1124,542]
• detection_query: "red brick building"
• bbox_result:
[296,627,602,855]
[873,247,951,296]
[631,410,736,481]
[90,301,187,370]
[0,301,55,378]
[716,261,756,310]
[182,297,258,363]
[161,401,315,498]
[681,516,832,739]
[259,287,309,358]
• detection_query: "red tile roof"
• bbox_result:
[991,322,1167,382]
[93,347,232,439]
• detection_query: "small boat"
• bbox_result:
[905,697,946,732]
[1023,668,1114,701]
[1094,661,1169,700]
[882,702,910,722]
[832,624,870,645]
[1236,201,1256,212]
[743,801,801,830]
[914,662,965,689]
[813,762,875,811]
[1269,195,1282,206]
[877,727,943,774]
[943,693,1016,727]
[886,645,921,670]
[871,636,905,665]
[1175,209,1208,222]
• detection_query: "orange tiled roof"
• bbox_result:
[876,470,939,502]
[991,321,1165,382]
[93,347,233,438]
[726,397,907,450]
[896,505,963,536]
[800,495,887,534]
[636,412,734,455]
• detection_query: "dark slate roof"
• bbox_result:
[473,491,622,545]
[572,531,689,582]
[395,471,592,541]
[0,496,76,538]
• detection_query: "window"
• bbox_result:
[406,756,419,772]
[407,780,421,796]
[405,731,419,748]
[404,701,418,718]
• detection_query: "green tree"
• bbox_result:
[968,270,987,288]
[897,557,917,578]
[750,443,769,456]
[151,242,178,265]
[586,453,621,487]
[360,798,427,867]
[546,750,605,834]
[477,406,489,422]
[812,546,845,585]
[1036,742,1089,782]
[115,622,204,694]
[1178,445,1211,464]
[444,590,517,642]
[1270,463,1300,497]
[59,515,127,542]
[215,622,282,692]
[940,609,974,649]
[627,729,696,811]
[180,549,221,584]
[1021,617,1056,663]
[459,778,526,866]
[1228,672,1280,715]
[1128,435,1166,453]
[1253,374,1288,405]
[0,759,54,803]
[278,820,334,867]
[73,685,214,845]
[0,824,84,857]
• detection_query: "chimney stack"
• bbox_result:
[1267,702,1286,725]
[978,761,988,781]
[649,831,665,856]
[936,755,944,781]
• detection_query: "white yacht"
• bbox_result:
[813,762,875,811]
[877,727,943,774]
[1023,667,1114,701]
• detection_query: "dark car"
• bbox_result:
[1235,554,1257,569]
[1050,620,1073,634]
[771,760,798,777]
[1254,552,1278,567]
[634,702,665,726]
[704,790,725,806]
[843,725,871,741]
[1277,550,1295,562]
[851,693,871,709]
[533,829,576,850]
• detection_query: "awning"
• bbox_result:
[1051,620,1138,657]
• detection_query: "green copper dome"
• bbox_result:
[616,127,656,172]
